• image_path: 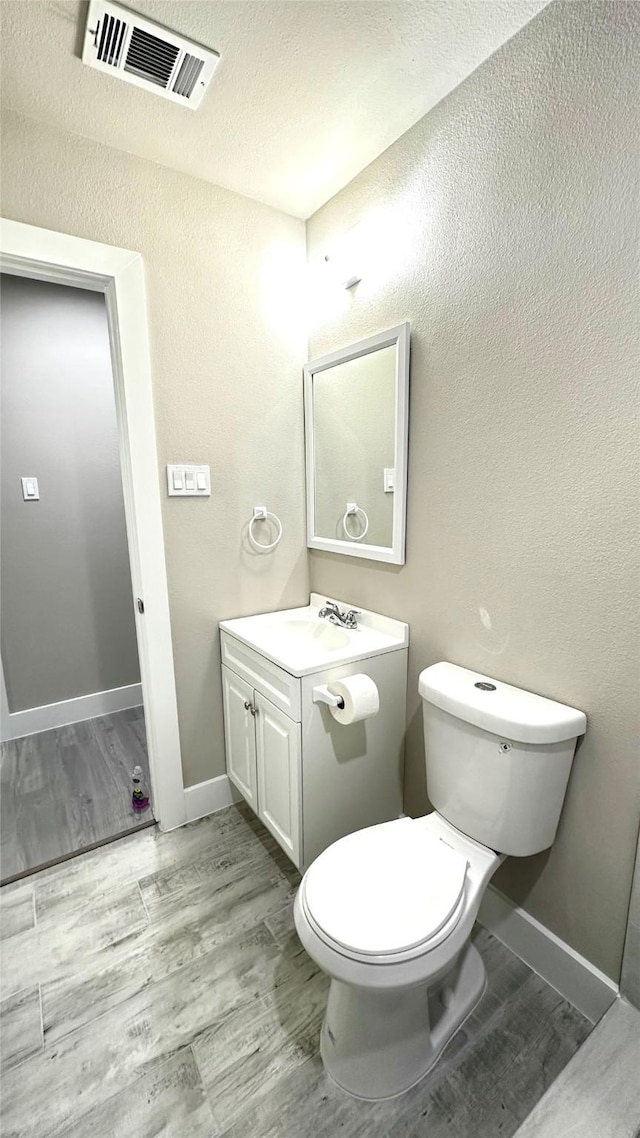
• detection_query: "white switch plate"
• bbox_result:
[167,464,211,497]
[383,468,395,493]
[21,476,40,501]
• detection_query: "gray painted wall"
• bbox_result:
[1,275,140,711]
[306,0,640,981]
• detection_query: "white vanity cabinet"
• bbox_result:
[220,599,408,872]
[221,632,304,865]
[221,663,302,865]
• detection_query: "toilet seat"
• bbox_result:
[302,818,469,959]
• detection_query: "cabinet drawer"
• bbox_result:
[220,631,301,721]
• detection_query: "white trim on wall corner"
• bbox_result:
[184,774,242,824]
[1,683,143,742]
[478,883,618,1024]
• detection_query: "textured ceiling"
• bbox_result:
[0,0,549,217]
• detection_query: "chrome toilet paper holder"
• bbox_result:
[312,684,345,709]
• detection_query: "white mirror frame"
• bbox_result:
[304,322,410,565]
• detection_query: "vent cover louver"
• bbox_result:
[124,26,179,87]
[83,1,219,109]
[96,13,127,67]
[172,53,205,99]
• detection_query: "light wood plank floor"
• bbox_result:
[0,708,153,884]
[0,803,592,1137]
[515,998,640,1138]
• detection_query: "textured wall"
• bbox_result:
[1,275,140,710]
[306,1,640,980]
[0,109,308,784]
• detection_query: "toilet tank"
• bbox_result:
[418,663,587,857]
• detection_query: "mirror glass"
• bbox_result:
[304,323,410,565]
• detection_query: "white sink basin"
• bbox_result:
[279,619,350,651]
[220,593,408,677]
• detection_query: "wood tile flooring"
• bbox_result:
[514,998,640,1138]
[0,802,592,1137]
[0,707,153,884]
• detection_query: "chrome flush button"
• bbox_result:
[474,681,496,691]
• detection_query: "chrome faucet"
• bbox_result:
[318,601,360,629]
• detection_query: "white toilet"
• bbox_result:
[294,661,587,1101]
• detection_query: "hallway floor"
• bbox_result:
[0,707,153,884]
[0,802,592,1137]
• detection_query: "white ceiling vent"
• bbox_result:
[82,1,220,110]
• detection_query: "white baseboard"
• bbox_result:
[184,774,242,824]
[1,683,143,742]
[478,884,618,1023]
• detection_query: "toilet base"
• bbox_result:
[319,941,486,1101]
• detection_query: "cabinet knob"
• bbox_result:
[244,700,257,715]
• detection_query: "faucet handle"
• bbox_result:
[344,609,360,627]
[318,600,340,621]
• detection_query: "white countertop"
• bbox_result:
[219,593,408,677]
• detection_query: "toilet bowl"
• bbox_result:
[294,661,587,1100]
[294,811,501,1100]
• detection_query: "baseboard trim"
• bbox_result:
[1,683,143,742]
[184,774,242,824]
[478,884,619,1023]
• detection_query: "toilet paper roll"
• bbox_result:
[328,674,380,725]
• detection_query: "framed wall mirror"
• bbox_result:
[304,322,410,565]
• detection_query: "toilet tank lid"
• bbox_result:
[418,662,587,745]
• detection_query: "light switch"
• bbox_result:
[166,464,211,497]
[21,476,40,501]
[383,468,395,493]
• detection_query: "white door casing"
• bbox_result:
[0,218,185,830]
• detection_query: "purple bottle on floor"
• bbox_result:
[131,765,150,811]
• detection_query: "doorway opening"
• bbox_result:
[0,219,185,885]
[1,274,155,882]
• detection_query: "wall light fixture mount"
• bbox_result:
[324,252,361,290]
[323,221,367,289]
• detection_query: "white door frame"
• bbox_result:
[0,218,185,831]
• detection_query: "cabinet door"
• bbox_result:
[222,666,258,811]
[255,692,302,867]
